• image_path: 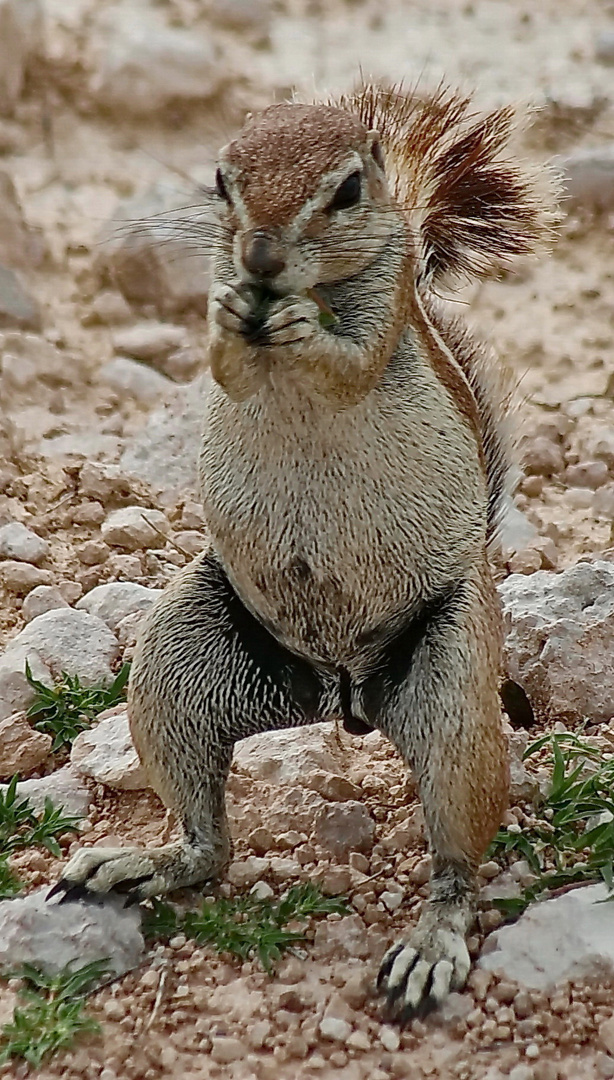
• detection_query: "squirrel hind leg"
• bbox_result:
[360,559,508,1018]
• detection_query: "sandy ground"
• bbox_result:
[1,0,614,1077]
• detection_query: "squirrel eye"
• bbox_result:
[215,168,231,204]
[327,170,362,212]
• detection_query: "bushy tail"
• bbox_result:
[335,83,561,288]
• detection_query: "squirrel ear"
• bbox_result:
[367,130,385,171]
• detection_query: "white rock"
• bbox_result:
[76,581,161,632]
[0,608,120,721]
[0,560,53,595]
[311,801,376,859]
[227,857,270,888]
[0,765,90,816]
[121,376,209,496]
[79,462,133,503]
[101,506,170,551]
[480,883,614,989]
[0,0,43,115]
[380,888,405,912]
[319,1016,352,1043]
[380,1026,400,1052]
[91,9,222,114]
[112,322,187,362]
[98,356,173,403]
[0,887,144,977]
[500,561,614,723]
[0,265,41,330]
[250,881,274,901]
[234,722,346,785]
[0,712,51,777]
[22,584,69,622]
[0,521,49,564]
[313,915,369,960]
[0,333,69,388]
[71,707,147,791]
[99,185,211,320]
[560,147,614,213]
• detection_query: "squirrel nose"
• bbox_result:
[242,232,286,279]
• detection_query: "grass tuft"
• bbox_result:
[143,882,349,974]
[0,961,110,1068]
[0,775,82,858]
[0,857,21,900]
[25,661,131,750]
[489,730,614,917]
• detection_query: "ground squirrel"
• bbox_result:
[56,85,557,1019]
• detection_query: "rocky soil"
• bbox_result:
[1,0,614,1078]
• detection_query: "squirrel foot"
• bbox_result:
[48,840,228,904]
[377,903,471,1021]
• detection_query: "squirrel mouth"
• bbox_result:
[240,284,338,345]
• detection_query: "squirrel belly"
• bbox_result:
[199,337,487,668]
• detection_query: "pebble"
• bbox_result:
[409,854,431,885]
[0,560,54,594]
[112,321,187,362]
[0,521,49,564]
[508,548,542,575]
[380,1026,401,1052]
[209,1037,246,1064]
[0,264,41,330]
[318,1016,352,1043]
[311,801,376,859]
[560,147,614,213]
[501,561,614,723]
[565,460,609,489]
[22,584,69,622]
[77,539,110,566]
[71,707,147,791]
[79,462,134,503]
[380,888,405,912]
[120,376,208,496]
[101,505,170,551]
[234,722,345,785]
[595,31,614,65]
[227,857,270,888]
[601,1018,614,1057]
[0,608,120,721]
[0,712,51,777]
[76,581,161,632]
[0,887,144,978]
[0,765,90,816]
[523,437,564,477]
[98,356,173,404]
[91,9,222,115]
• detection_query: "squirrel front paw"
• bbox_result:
[261,295,320,348]
[209,282,321,349]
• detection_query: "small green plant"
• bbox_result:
[26,661,131,750]
[0,856,21,900]
[143,882,349,974]
[489,731,614,917]
[0,960,109,1068]
[0,774,81,858]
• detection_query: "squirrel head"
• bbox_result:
[211,88,559,296]
[214,103,400,295]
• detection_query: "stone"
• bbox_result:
[304,771,362,801]
[0,608,120,721]
[112,322,187,364]
[91,9,223,115]
[479,883,614,989]
[99,184,211,319]
[1,333,73,389]
[593,484,614,520]
[76,540,110,566]
[0,887,144,978]
[0,712,51,777]
[0,561,53,594]
[120,376,209,496]
[0,0,43,115]
[565,460,609,489]
[507,548,541,575]
[22,584,69,622]
[76,581,161,632]
[318,1016,352,1043]
[500,561,614,723]
[380,1027,400,1052]
[380,888,405,912]
[209,1037,246,1065]
[0,521,49,564]
[234,722,345,786]
[522,437,564,477]
[98,356,173,403]
[71,707,147,791]
[600,1018,614,1056]
[595,31,614,65]
[0,172,42,268]
[311,801,376,859]
[0,265,41,330]
[560,147,614,213]
[227,857,270,889]
[101,506,170,551]
[0,765,91,815]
